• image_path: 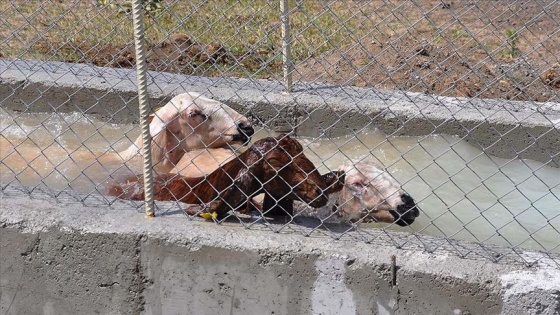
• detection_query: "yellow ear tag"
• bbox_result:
[199,211,218,220]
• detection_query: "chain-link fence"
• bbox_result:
[1,0,559,267]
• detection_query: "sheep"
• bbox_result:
[107,135,329,219]
[114,92,254,173]
[313,161,420,226]
[0,92,254,188]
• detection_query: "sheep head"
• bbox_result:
[148,92,254,171]
[255,135,329,209]
[333,161,419,226]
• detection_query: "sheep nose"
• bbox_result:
[237,121,254,137]
[392,194,420,226]
[400,194,419,217]
[234,121,254,145]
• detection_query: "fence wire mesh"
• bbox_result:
[1,0,559,267]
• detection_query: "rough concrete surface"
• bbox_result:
[1,59,560,314]
[1,187,559,315]
[1,58,559,166]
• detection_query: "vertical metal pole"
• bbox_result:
[390,255,397,286]
[280,0,293,93]
[131,0,155,218]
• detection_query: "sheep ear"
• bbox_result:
[149,128,167,163]
[165,114,182,134]
[338,160,354,172]
[150,98,186,136]
[149,115,181,136]
[149,117,165,137]
[150,128,182,166]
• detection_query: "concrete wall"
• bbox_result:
[1,59,560,314]
[2,187,559,315]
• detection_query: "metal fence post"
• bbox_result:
[280,0,293,93]
[131,0,155,218]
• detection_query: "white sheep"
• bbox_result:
[0,92,254,187]
[311,161,419,226]
[117,92,253,173]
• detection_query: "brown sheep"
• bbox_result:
[107,135,329,219]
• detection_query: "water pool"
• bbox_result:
[1,108,558,253]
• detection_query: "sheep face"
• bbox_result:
[334,161,419,226]
[149,92,254,171]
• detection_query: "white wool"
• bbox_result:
[313,161,407,223]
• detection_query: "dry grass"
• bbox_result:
[1,1,559,100]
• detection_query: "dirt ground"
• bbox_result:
[295,37,560,103]
[4,1,559,103]
[46,30,560,104]
[92,1,560,103]
[292,1,560,103]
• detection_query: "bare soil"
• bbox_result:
[33,33,276,79]
[5,1,559,103]
[80,33,559,103]
[292,1,560,103]
[94,1,560,103]
[295,38,560,102]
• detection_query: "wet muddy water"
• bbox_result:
[1,109,558,253]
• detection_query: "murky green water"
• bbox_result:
[1,109,559,253]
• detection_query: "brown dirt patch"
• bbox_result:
[294,1,560,103]
[33,34,279,79]
[295,38,559,102]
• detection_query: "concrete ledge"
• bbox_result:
[1,58,559,166]
[1,187,559,314]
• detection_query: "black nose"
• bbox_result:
[237,122,254,136]
[322,171,345,194]
[391,194,420,226]
[235,122,254,144]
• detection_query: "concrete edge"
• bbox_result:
[1,187,559,314]
[1,58,559,166]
